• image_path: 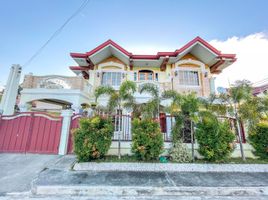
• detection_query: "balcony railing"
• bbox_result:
[22,75,92,94]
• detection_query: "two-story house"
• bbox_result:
[69,37,236,110]
[20,36,236,115]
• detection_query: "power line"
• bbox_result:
[23,0,90,68]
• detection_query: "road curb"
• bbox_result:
[73,162,268,173]
[33,185,268,196]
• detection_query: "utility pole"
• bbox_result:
[0,65,22,115]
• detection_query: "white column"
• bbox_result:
[58,109,73,155]
[71,104,81,114]
[209,77,216,94]
[0,65,22,115]
[166,113,172,140]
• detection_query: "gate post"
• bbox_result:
[58,109,73,155]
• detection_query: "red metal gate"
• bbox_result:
[67,114,81,154]
[0,112,62,154]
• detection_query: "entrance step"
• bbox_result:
[32,169,268,197]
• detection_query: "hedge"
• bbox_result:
[131,118,164,161]
[73,116,114,162]
[195,111,235,162]
[249,122,268,159]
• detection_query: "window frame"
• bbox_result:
[176,69,200,87]
[101,71,122,88]
[138,70,154,81]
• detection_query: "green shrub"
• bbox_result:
[195,112,235,162]
[248,122,268,159]
[169,139,191,162]
[131,118,164,160]
[73,116,114,162]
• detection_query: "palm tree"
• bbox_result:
[217,80,253,161]
[162,90,199,161]
[139,83,161,119]
[94,80,137,158]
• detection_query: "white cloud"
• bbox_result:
[210,32,268,88]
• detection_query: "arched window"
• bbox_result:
[138,70,154,81]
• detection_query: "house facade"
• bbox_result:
[19,37,236,113]
[69,37,236,109]
[7,37,257,157]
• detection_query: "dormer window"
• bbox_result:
[138,70,154,81]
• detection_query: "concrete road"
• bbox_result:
[0,153,61,194]
[0,195,267,200]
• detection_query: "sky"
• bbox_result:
[0,0,268,90]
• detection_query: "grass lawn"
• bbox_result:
[86,155,268,164]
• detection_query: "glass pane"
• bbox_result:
[116,72,121,86]
[140,73,145,80]
[148,72,153,80]
[112,72,116,86]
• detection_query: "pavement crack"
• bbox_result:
[165,172,176,186]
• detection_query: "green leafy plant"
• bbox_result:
[169,139,191,163]
[73,116,114,162]
[138,83,162,119]
[131,118,164,160]
[248,122,268,159]
[195,111,235,162]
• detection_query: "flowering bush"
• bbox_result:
[73,116,114,162]
[131,118,164,161]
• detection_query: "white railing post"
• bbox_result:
[58,109,73,155]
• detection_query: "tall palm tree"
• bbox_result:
[94,80,137,158]
[217,80,253,161]
[162,90,199,161]
[95,80,136,113]
[139,83,161,119]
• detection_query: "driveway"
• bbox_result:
[0,153,61,194]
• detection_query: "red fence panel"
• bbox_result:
[0,112,62,154]
[0,113,32,153]
[27,113,62,154]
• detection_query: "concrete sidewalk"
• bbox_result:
[32,168,268,196]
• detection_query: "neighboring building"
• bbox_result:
[20,37,236,113]
[253,83,268,97]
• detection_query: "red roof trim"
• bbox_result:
[86,39,132,57]
[70,53,87,58]
[218,54,236,59]
[69,66,89,70]
[175,36,221,55]
[70,37,236,62]
[131,55,159,60]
